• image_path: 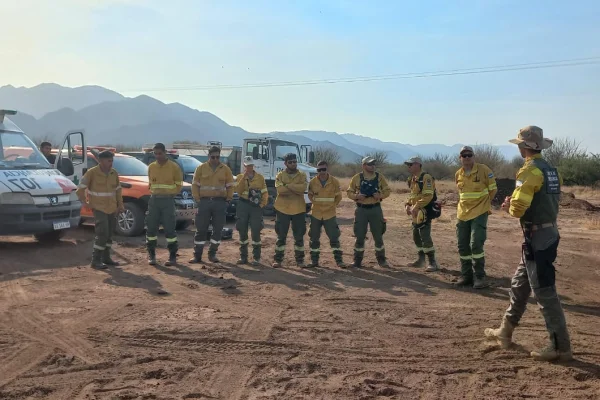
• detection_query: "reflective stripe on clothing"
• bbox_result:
[148,159,183,196]
[455,163,497,221]
[459,188,489,200]
[75,165,123,215]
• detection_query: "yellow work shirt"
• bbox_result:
[274,169,307,215]
[76,166,123,214]
[192,162,234,201]
[148,159,182,196]
[347,172,391,205]
[235,172,268,208]
[455,163,497,221]
[308,174,342,220]
[509,154,563,218]
[405,172,435,224]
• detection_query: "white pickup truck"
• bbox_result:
[0,110,86,242]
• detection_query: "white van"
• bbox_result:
[0,110,87,242]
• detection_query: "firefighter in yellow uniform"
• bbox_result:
[404,157,439,271]
[189,145,234,263]
[347,156,391,268]
[455,146,497,289]
[308,161,345,268]
[485,126,572,362]
[272,153,308,268]
[146,143,183,266]
[76,150,124,269]
[235,156,268,265]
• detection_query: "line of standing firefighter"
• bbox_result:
[80,125,571,362]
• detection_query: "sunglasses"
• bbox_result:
[365,162,375,167]
[287,160,297,164]
[210,155,220,159]
[461,153,474,158]
[317,167,327,172]
[405,163,414,167]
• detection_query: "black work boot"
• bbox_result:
[410,251,426,268]
[352,252,364,268]
[425,252,439,272]
[91,249,107,269]
[147,249,157,266]
[455,276,473,287]
[165,250,177,266]
[376,250,389,267]
[189,246,203,264]
[102,248,120,267]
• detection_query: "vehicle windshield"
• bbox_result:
[178,155,201,173]
[0,132,51,169]
[272,140,302,163]
[112,156,149,176]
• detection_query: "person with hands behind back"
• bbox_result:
[234,156,268,266]
[346,156,391,268]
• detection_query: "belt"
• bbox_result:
[356,202,381,209]
[523,221,557,231]
[151,194,175,198]
[200,196,226,201]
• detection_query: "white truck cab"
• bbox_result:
[0,110,86,242]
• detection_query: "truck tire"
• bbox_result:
[263,187,277,216]
[34,230,66,243]
[176,220,192,231]
[115,203,145,237]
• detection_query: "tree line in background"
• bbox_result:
[315,138,600,186]
[32,134,598,187]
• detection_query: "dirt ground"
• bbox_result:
[1,190,600,400]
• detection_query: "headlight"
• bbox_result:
[0,192,35,205]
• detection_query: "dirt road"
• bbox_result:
[1,194,599,399]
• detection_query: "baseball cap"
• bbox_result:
[404,156,422,165]
[243,156,254,166]
[509,125,553,150]
[362,156,376,165]
[460,146,474,154]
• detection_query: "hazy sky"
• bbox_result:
[3,0,600,150]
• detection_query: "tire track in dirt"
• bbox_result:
[0,279,104,387]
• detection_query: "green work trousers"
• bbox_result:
[456,212,488,279]
[194,198,228,258]
[93,210,116,253]
[146,195,178,254]
[274,210,306,263]
[353,204,386,262]
[236,199,264,261]
[412,220,434,257]
[309,216,342,263]
[504,231,571,353]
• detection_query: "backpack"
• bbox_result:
[359,172,380,197]
[416,172,442,220]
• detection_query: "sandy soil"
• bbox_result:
[1,192,599,399]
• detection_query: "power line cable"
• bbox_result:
[122,56,600,93]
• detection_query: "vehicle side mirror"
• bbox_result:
[309,151,315,165]
[252,147,259,159]
[57,157,74,176]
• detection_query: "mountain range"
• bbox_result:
[0,83,519,163]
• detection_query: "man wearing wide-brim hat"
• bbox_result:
[485,125,572,362]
